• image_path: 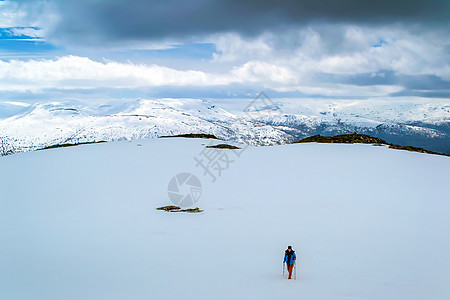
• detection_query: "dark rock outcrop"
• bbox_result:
[206,144,241,149]
[157,206,203,213]
[160,133,220,140]
[294,133,448,157]
[294,133,387,144]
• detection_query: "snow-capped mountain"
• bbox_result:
[0,99,292,156]
[0,98,449,156]
[238,98,450,154]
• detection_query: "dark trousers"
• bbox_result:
[286,263,294,279]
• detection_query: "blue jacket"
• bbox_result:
[284,250,296,265]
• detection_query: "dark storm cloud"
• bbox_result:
[38,0,449,43]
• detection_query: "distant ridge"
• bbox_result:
[159,133,221,140]
[37,141,107,151]
[295,133,387,144]
[295,133,449,157]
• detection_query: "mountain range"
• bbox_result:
[0,98,449,156]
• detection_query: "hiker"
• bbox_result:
[283,245,296,279]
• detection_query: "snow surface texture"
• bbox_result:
[0,138,449,300]
[0,97,449,156]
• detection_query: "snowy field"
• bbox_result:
[0,138,449,300]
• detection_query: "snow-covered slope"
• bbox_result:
[0,138,449,300]
[0,98,449,156]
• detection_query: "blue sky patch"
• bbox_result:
[0,27,42,40]
[373,39,388,48]
[0,27,60,57]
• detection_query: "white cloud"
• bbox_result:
[0,1,26,27]
[211,25,450,80]
[7,27,43,38]
[0,56,232,91]
[0,23,448,98]
[211,32,272,63]
[231,61,296,85]
[0,1,50,28]
[0,55,405,98]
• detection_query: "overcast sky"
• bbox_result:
[0,0,449,102]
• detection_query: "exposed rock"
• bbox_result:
[294,133,387,144]
[37,141,107,151]
[206,144,241,149]
[294,133,449,157]
[159,133,221,140]
[388,144,448,156]
[179,207,204,213]
[156,205,203,213]
[156,205,181,212]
